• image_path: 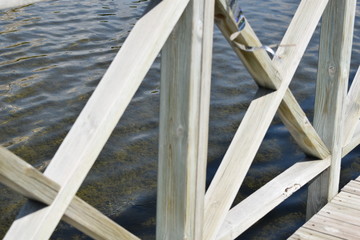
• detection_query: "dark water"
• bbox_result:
[0,0,359,239]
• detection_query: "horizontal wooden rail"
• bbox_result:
[4,0,189,239]
[0,0,49,10]
[214,0,329,159]
[203,1,329,239]
[216,158,330,240]
[0,147,139,240]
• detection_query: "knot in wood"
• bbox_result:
[328,65,336,76]
[283,184,301,197]
[176,125,185,137]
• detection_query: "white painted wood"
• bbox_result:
[307,0,356,218]
[203,1,328,239]
[344,66,360,146]
[156,0,213,239]
[0,147,139,240]
[215,0,329,159]
[4,0,189,239]
[217,159,330,240]
[0,0,47,10]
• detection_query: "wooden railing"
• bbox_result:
[0,0,358,239]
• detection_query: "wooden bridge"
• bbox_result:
[289,176,360,239]
[0,0,359,239]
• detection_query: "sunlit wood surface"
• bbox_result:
[289,176,360,240]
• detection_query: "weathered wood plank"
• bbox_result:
[0,0,48,10]
[4,1,189,239]
[288,227,344,240]
[332,192,360,211]
[215,0,329,159]
[318,203,360,226]
[217,159,330,240]
[278,90,329,159]
[156,0,214,239]
[0,147,57,205]
[0,147,139,240]
[307,0,356,218]
[203,1,328,239]
[194,0,215,235]
[342,181,360,196]
[290,177,360,239]
[271,0,328,81]
[204,90,278,240]
[343,67,360,146]
[306,170,330,220]
[304,214,360,239]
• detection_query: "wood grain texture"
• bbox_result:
[217,159,330,240]
[215,0,329,159]
[4,1,189,239]
[203,1,328,239]
[332,192,360,211]
[306,170,329,220]
[304,214,360,239]
[318,203,360,225]
[0,147,139,240]
[307,0,356,218]
[290,175,360,239]
[343,67,360,146]
[156,0,213,239]
[342,181,360,196]
[288,227,343,240]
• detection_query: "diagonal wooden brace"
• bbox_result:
[3,1,190,239]
[214,0,330,159]
[204,1,330,239]
[0,147,139,240]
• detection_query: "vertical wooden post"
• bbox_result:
[156,0,214,239]
[306,0,356,219]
